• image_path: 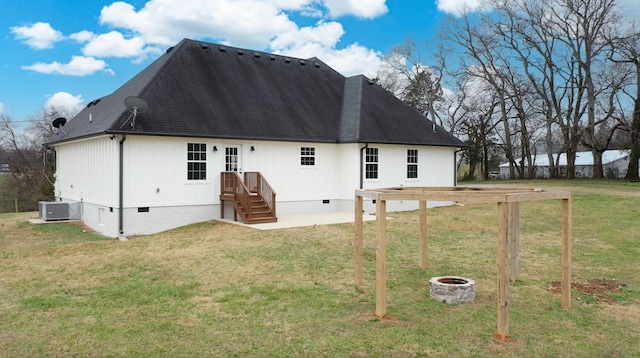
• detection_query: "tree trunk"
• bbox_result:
[625,67,640,181]
[625,105,640,180]
[592,151,604,178]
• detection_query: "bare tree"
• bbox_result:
[458,78,502,180]
[472,0,624,179]
[375,39,444,126]
[0,106,70,211]
[446,12,526,178]
[543,0,621,178]
[608,28,640,180]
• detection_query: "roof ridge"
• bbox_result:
[181,39,344,76]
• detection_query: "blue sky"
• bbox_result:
[1,0,474,126]
[3,0,638,128]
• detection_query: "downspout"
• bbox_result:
[118,134,127,240]
[359,143,369,189]
[454,148,464,186]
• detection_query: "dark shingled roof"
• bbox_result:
[47,39,465,147]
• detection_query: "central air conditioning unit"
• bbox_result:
[39,201,69,221]
[39,201,82,221]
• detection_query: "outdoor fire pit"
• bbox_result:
[429,276,476,304]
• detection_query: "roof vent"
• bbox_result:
[219,46,226,52]
[86,99,101,108]
[254,52,260,58]
[166,46,174,53]
[285,57,291,63]
[270,55,276,61]
[315,62,320,68]
[237,49,244,55]
[300,60,306,66]
[200,43,209,49]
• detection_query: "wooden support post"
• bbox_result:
[494,201,510,340]
[419,200,427,268]
[510,202,520,283]
[375,199,387,318]
[355,195,364,286]
[562,198,572,309]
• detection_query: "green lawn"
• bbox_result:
[1,180,639,357]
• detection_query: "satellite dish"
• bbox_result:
[52,117,67,128]
[120,96,149,129]
[125,96,149,113]
[52,117,67,135]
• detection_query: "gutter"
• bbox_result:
[359,143,368,189]
[118,135,127,240]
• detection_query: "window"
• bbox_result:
[300,147,315,166]
[187,143,207,180]
[365,147,378,179]
[407,149,418,179]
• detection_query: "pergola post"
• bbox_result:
[375,199,387,317]
[355,195,364,286]
[562,198,572,309]
[495,201,510,340]
[510,202,520,282]
[419,200,427,268]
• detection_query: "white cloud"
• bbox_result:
[92,0,386,76]
[21,56,114,76]
[45,92,84,114]
[0,102,5,114]
[318,44,384,78]
[322,0,388,19]
[98,0,299,49]
[270,20,383,77]
[11,0,388,79]
[10,22,64,49]
[271,21,345,50]
[82,31,153,60]
[69,30,95,43]
[436,0,485,16]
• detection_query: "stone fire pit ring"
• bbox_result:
[429,276,476,304]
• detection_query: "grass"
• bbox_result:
[1,180,639,357]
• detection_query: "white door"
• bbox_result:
[224,146,242,174]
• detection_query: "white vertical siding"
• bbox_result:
[362,144,455,189]
[54,136,119,205]
[123,136,215,207]
[240,141,342,202]
[54,134,459,236]
[360,144,457,213]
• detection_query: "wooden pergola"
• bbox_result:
[354,186,572,341]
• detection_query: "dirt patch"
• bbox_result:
[549,278,627,303]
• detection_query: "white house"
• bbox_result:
[499,150,632,179]
[46,39,466,238]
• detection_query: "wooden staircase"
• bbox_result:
[220,172,277,224]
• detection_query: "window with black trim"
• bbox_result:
[187,143,207,180]
[365,147,378,179]
[407,149,418,179]
[300,147,315,166]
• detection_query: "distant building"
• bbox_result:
[498,150,633,179]
[0,163,9,173]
